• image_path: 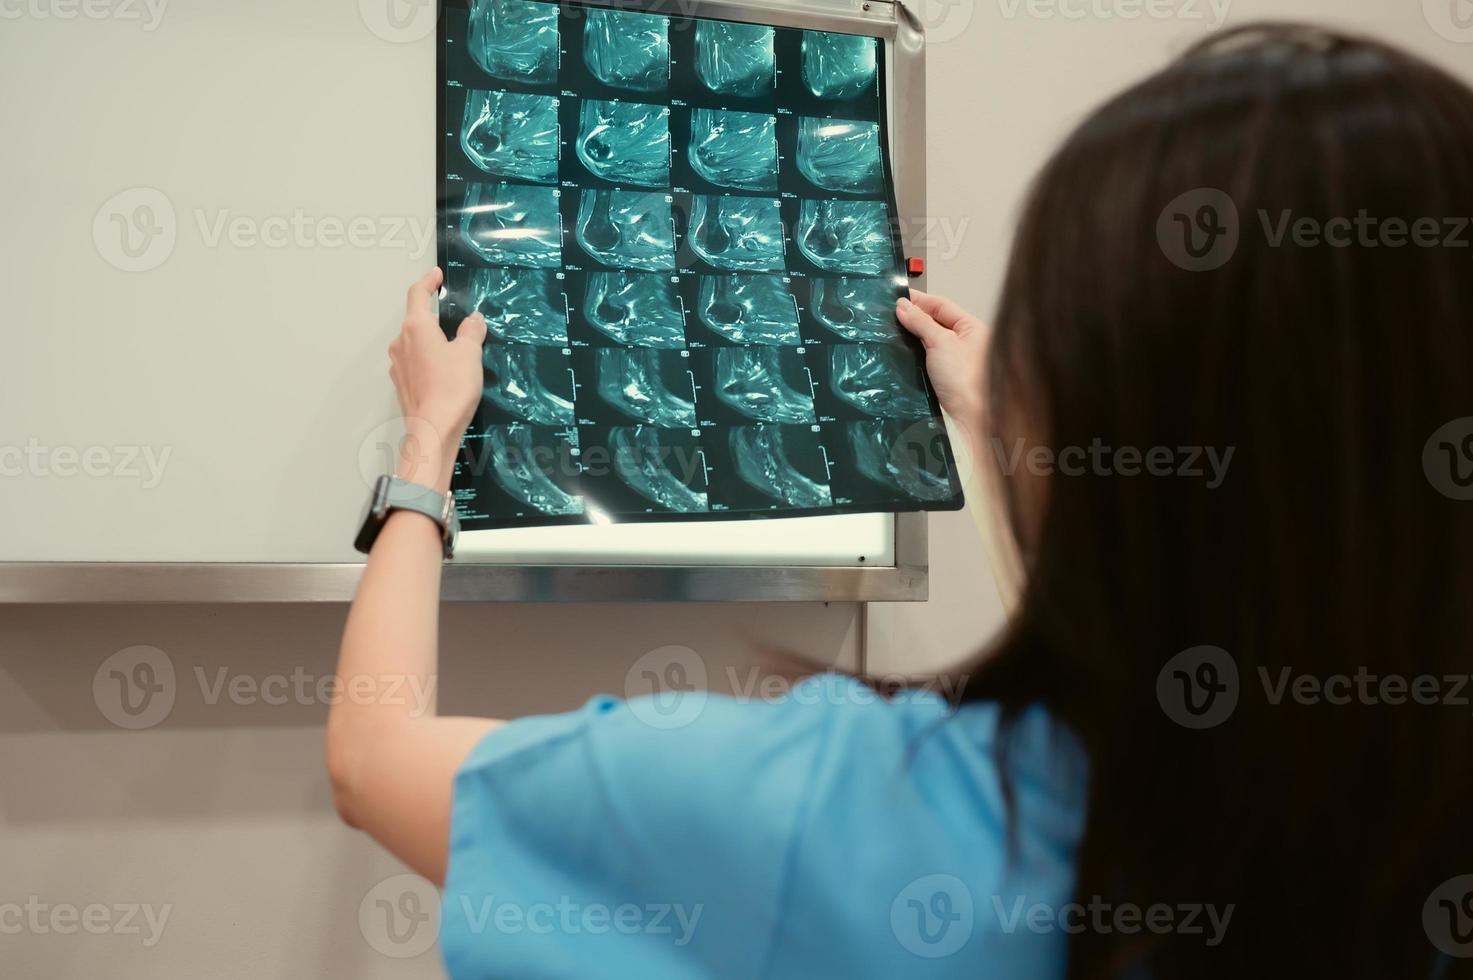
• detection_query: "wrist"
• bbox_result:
[945,397,987,474]
[945,396,985,441]
[395,451,454,495]
[393,417,461,495]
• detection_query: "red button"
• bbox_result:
[906,256,925,276]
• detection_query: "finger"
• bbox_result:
[453,312,488,348]
[906,290,973,331]
[896,296,949,350]
[404,267,443,319]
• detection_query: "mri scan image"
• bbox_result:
[441,1,960,526]
[714,348,815,424]
[848,419,954,502]
[481,346,574,425]
[694,21,774,97]
[810,277,900,342]
[689,195,784,271]
[730,425,833,509]
[469,0,559,83]
[829,343,931,419]
[688,109,778,191]
[464,267,568,346]
[801,30,877,100]
[610,426,709,512]
[796,199,892,275]
[461,90,560,182]
[696,274,800,346]
[575,189,676,270]
[584,8,669,92]
[595,348,697,428]
[485,425,584,515]
[583,271,685,347]
[461,182,562,267]
[797,117,882,194]
[576,99,671,187]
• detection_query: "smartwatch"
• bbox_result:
[354,475,459,560]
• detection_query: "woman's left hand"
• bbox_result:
[388,268,487,492]
[895,290,990,441]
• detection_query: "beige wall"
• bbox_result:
[0,602,860,978]
[877,0,1473,676]
[2,1,1469,977]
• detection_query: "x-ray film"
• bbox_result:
[439,0,962,528]
[575,99,671,186]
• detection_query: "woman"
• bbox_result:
[328,24,1473,979]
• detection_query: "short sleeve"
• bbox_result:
[441,683,840,980]
[439,674,1085,980]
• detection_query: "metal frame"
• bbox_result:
[0,512,927,603]
[0,0,930,605]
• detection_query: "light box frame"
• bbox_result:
[0,0,932,604]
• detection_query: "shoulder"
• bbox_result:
[457,672,1038,790]
[453,671,1086,864]
[444,675,1087,979]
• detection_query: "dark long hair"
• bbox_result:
[964,23,1473,979]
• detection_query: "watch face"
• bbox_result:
[353,475,395,555]
[371,474,393,519]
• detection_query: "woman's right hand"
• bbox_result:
[895,290,990,440]
[388,268,487,493]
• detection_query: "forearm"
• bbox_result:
[944,405,1024,612]
[330,440,455,739]
[328,439,504,879]
[949,401,987,472]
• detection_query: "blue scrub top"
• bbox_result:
[441,673,1087,979]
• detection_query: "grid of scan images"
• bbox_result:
[438,0,964,529]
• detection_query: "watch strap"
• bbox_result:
[357,476,459,560]
[386,478,458,558]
